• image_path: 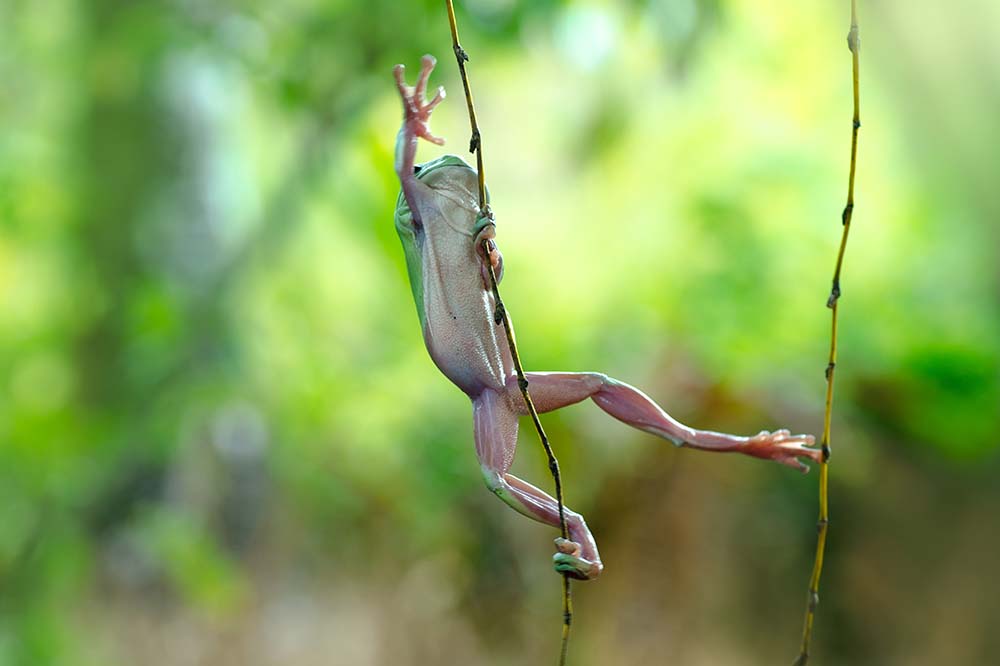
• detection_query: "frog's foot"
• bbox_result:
[553,538,603,581]
[393,55,446,146]
[743,429,821,473]
[474,226,504,287]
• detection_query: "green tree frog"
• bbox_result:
[392,55,821,581]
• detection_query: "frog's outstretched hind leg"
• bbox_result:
[516,372,820,472]
[472,387,603,580]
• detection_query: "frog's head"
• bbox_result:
[393,154,479,233]
[394,154,489,325]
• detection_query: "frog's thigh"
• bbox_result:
[513,372,609,414]
[515,372,689,445]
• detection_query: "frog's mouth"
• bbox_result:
[417,155,489,207]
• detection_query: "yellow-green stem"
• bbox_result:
[795,1,860,663]
[444,2,573,663]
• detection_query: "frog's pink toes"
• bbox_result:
[415,55,445,125]
[553,538,603,581]
[745,429,821,473]
[393,57,446,146]
[418,125,446,146]
[426,86,446,111]
[415,54,436,99]
[392,64,411,100]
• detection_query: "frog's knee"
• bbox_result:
[481,468,524,508]
[590,372,612,390]
[481,466,506,497]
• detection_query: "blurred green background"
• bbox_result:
[2,0,998,664]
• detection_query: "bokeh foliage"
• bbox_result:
[1,0,998,664]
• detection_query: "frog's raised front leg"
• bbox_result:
[516,372,821,472]
[473,387,604,580]
[393,55,446,210]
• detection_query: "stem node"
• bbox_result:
[841,202,853,224]
[826,283,841,308]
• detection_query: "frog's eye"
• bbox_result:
[413,164,422,175]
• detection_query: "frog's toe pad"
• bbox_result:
[553,538,602,581]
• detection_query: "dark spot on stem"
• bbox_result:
[827,282,841,308]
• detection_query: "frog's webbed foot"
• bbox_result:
[553,538,602,581]
[393,55,446,146]
[743,429,821,473]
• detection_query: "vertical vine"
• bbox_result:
[442,2,574,664]
[795,2,861,664]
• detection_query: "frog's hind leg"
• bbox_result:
[472,387,603,580]
[516,372,820,472]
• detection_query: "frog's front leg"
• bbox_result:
[393,55,446,207]
[515,372,821,472]
[473,387,604,580]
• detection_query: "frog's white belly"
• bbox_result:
[421,253,512,397]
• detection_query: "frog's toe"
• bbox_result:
[553,552,602,580]
[553,538,603,581]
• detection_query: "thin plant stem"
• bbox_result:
[484,247,574,666]
[443,2,573,664]
[445,0,487,212]
[795,2,860,664]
